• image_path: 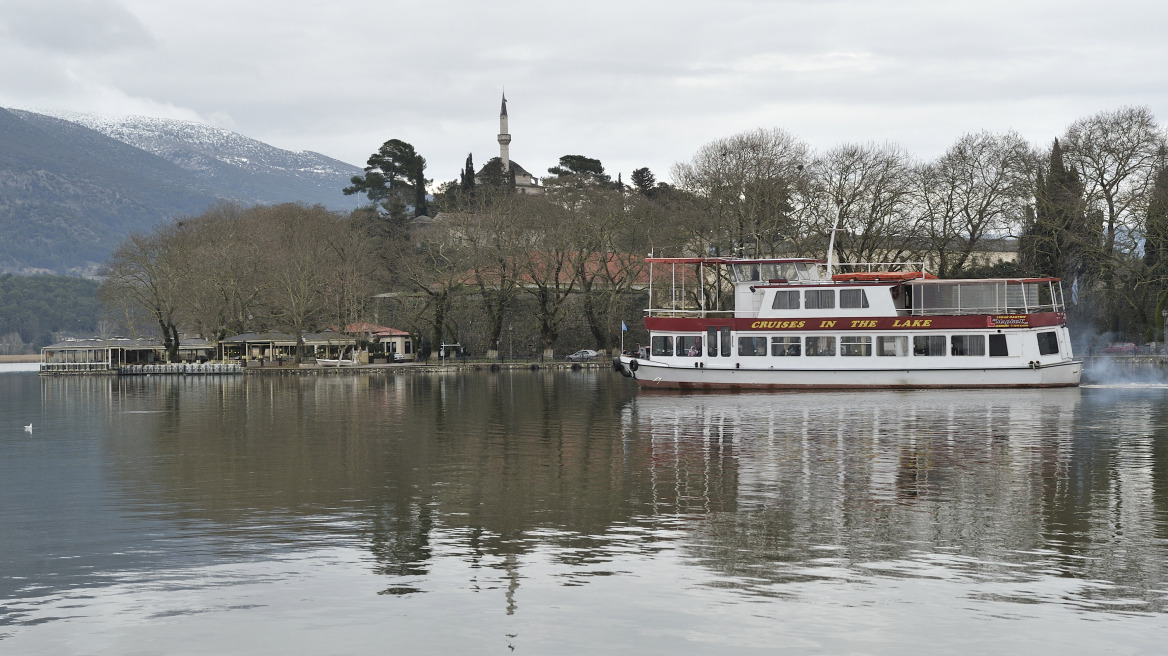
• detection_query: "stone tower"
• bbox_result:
[497,92,511,171]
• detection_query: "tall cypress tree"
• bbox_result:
[1145,163,1168,337]
[460,153,476,195]
[1020,139,1091,280]
[1144,164,1168,278]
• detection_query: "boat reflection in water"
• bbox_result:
[621,388,1166,612]
[6,373,1167,653]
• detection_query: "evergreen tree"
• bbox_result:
[343,138,428,219]
[630,167,656,196]
[1020,139,1092,280]
[1144,164,1168,279]
[547,155,610,184]
[459,153,476,195]
[478,157,510,190]
[1145,162,1168,336]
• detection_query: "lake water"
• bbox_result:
[2,365,1166,654]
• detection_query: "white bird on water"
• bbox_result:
[24,423,32,432]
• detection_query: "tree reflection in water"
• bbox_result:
[27,373,1168,618]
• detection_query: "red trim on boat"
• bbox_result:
[644,313,1066,332]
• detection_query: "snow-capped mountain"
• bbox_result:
[0,108,365,276]
[48,112,361,210]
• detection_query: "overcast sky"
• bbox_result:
[2,0,1166,188]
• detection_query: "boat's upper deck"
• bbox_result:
[645,257,1067,320]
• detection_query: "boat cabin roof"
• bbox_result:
[642,256,1067,318]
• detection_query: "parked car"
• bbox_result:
[566,349,599,362]
[1102,342,1136,355]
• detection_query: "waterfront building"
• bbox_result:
[40,338,215,373]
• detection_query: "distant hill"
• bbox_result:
[0,108,362,276]
[51,112,361,211]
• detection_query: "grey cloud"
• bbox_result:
[0,0,153,54]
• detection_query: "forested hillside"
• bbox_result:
[0,108,362,276]
[0,274,99,353]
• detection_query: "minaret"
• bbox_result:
[497,92,511,172]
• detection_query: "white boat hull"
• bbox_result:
[615,356,1082,389]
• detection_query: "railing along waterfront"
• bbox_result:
[39,362,116,373]
[119,363,243,375]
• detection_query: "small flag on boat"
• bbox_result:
[621,321,627,332]
[1071,275,1079,305]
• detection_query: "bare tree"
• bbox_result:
[802,142,923,269]
[671,128,809,257]
[174,203,268,343]
[916,131,1034,277]
[447,194,523,359]
[1064,107,1165,270]
[571,186,654,353]
[513,196,583,357]
[320,215,380,332]
[250,204,350,363]
[1060,107,1165,332]
[99,227,187,362]
[394,217,469,357]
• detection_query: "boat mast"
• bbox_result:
[826,212,842,277]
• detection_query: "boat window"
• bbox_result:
[707,327,719,357]
[913,335,946,356]
[737,336,767,356]
[841,335,873,356]
[1037,331,1059,355]
[950,335,986,356]
[989,334,1008,357]
[806,335,836,356]
[771,290,800,310]
[792,262,820,281]
[651,335,673,357]
[732,264,762,282]
[805,289,835,309]
[676,335,702,357]
[771,336,801,356]
[876,336,908,356]
[720,327,732,357]
[840,289,869,309]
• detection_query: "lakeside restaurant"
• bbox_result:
[344,323,416,362]
[40,327,414,373]
[220,330,358,365]
[41,338,216,373]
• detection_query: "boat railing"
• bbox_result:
[824,261,928,275]
[909,279,1065,316]
[645,308,735,319]
[910,303,1063,316]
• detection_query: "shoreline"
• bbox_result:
[0,355,39,363]
[35,359,612,376]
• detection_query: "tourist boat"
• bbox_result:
[613,256,1081,389]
